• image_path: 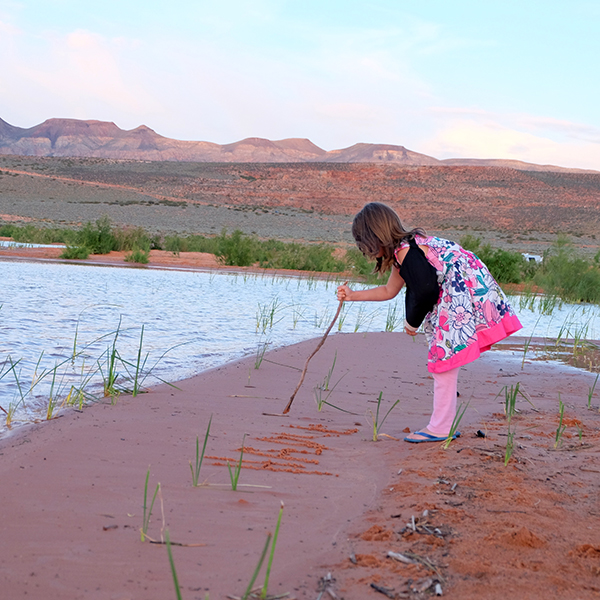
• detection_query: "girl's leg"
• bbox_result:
[427,367,460,436]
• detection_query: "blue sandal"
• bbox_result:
[404,430,461,443]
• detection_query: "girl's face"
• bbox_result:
[375,246,384,258]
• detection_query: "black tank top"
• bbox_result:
[399,237,440,329]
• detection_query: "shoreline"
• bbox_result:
[0,242,565,296]
[0,244,353,280]
[1,332,600,599]
[3,248,599,440]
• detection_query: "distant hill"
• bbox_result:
[318,142,441,165]
[1,155,599,244]
[0,117,594,173]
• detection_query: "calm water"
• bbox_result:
[0,241,66,249]
[1,260,599,433]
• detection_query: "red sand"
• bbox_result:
[1,327,600,599]
[0,244,222,270]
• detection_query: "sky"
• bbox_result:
[1,0,600,170]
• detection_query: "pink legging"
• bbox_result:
[427,367,460,436]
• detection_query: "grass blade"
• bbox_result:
[261,502,284,599]
[228,434,247,491]
[443,401,470,449]
[190,414,213,487]
[165,530,183,600]
[555,396,566,449]
[141,468,160,542]
[242,533,272,600]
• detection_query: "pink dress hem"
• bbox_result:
[427,313,522,373]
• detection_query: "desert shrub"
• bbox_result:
[42,227,75,244]
[163,234,219,254]
[214,229,259,266]
[0,223,75,245]
[190,229,348,272]
[164,235,187,255]
[150,234,163,250]
[534,237,600,303]
[344,248,382,284]
[291,243,345,272]
[60,246,90,260]
[76,216,116,254]
[113,226,152,252]
[124,248,150,264]
[484,248,530,284]
[0,223,16,238]
[0,220,161,252]
[257,239,346,272]
[460,235,531,284]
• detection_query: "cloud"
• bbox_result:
[311,102,384,125]
[0,25,162,127]
[421,117,600,170]
[429,106,600,145]
[0,17,20,36]
[44,30,161,115]
[518,115,600,144]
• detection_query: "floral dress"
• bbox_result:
[397,235,522,373]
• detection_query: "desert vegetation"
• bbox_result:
[3,217,600,303]
[460,234,600,303]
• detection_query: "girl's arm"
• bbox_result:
[337,267,405,302]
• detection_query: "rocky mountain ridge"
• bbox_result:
[0,117,592,173]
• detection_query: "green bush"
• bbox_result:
[484,248,529,284]
[344,248,382,284]
[178,234,220,254]
[164,233,220,255]
[124,248,150,264]
[0,223,75,245]
[194,229,349,272]
[164,235,187,255]
[60,245,90,260]
[76,216,116,254]
[4,218,600,305]
[113,226,152,252]
[215,229,257,266]
[534,237,600,303]
[257,239,346,272]
[460,235,531,284]
[0,223,16,238]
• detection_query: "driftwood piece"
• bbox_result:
[282,298,344,415]
[369,583,396,599]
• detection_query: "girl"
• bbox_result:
[337,202,522,443]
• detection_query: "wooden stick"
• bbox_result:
[282,297,345,415]
[146,535,206,547]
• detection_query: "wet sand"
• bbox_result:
[1,329,599,599]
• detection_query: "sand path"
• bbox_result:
[1,331,599,599]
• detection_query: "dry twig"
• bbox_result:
[282,296,345,414]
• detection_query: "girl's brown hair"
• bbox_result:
[351,202,424,273]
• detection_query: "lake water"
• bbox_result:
[0,240,66,249]
[1,260,599,433]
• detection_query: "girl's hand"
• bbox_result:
[404,320,418,336]
[337,284,352,301]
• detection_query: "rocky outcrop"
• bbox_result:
[0,118,326,163]
[319,143,441,165]
[0,117,595,173]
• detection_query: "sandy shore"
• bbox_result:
[1,328,600,599]
[0,245,352,280]
[0,244,219,270]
